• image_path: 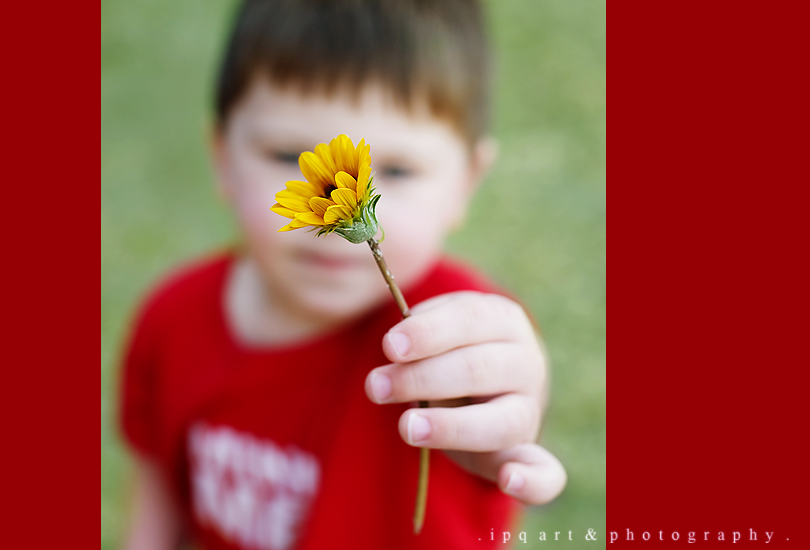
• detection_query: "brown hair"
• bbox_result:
[215,0,491,145]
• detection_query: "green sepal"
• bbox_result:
[333,222,377,244]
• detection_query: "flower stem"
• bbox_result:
[367,238,410,318]
[367,238,429,534]
[413,409,430,534]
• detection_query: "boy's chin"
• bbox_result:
[283,284,387,324]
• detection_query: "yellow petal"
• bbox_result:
[334,171,357,192]
[278,222,298,232]
[309,196,333,217]
[299,151,334,187]
[270,203,297,219]
[330,187,358,209]
[332,134,356,175]
[353,139,370,175]
[358,142,370,161]
[343,138,360,176]
[314,143,337,175]
[328,136,343,172]
[295,211,328,226]
[359,153,371,173]
[275,190,312,212]
[324,204,352,223]
[285,180,321,199]
[356,157,371,199]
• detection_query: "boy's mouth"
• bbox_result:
[297,250,366,271]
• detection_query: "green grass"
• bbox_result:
[101,0,605,548]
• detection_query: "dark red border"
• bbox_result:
[0,2,99,547]
[611,1,808,546]
[5,0,808,547]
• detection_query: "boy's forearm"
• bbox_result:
[122,456,186,550]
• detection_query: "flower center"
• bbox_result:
[322,183,337,198]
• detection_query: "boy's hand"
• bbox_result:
[364,291,566,506]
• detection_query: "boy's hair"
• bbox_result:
[215,0,491,145]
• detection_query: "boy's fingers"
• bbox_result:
[397,394,539,452]
[445,444,567,506]
[497,447,567,505]
[383,292,534,362]
[365,342,544,404]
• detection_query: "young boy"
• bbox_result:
[119,1,566,549]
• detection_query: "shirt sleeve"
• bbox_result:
[118,292,164,458]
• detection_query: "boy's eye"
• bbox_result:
[267,151,300,165]
[379,165,413,179]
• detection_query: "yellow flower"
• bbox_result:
[271,134,381,243]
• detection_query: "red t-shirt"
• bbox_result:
[119,251,520,550]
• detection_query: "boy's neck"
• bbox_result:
[224,255,345,347]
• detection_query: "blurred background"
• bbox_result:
[100,0,605,548]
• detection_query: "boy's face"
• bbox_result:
[214,77,488,322]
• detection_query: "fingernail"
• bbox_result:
[407,412,431,444]
[370,371,392,403]
[387,331,410,358]
[504,472,525,496]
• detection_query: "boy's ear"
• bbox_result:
[209,124,234,203]
[448,136,499,231]
[469,135,499,190]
